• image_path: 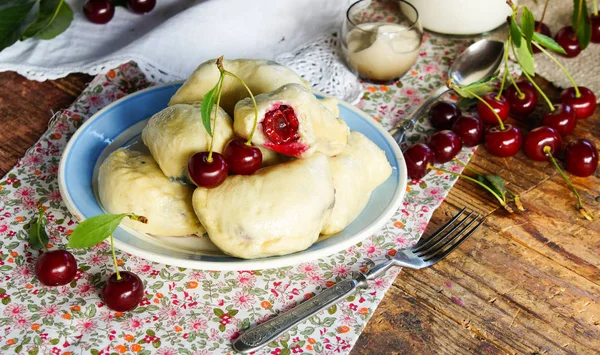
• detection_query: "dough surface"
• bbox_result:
[192,154,334,259]
[322,131,392,235]
[142,102,234,179]
[98,149,205,237]
[168,59,311,115]
[234,83,349,158]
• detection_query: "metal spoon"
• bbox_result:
[390,39,505,144]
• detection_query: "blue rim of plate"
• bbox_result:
[58,81,407,270]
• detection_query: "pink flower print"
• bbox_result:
[156,348,178,355]
[4,304,26,319]
[21,153,43,167]
[297,262,318,276]
[86,253,109,266]
[188,270,206,281]
[225,328,240,341]
[238,273,256,287]
[308,273,324,286]
[340,313,357,326]
[208,328,220,341]
[99,311,114,323]
[370,277,389,291]
[332,264,350,277]
[53,120,71,134]
[14,187,35,200]
[11,264,33,281]
[232,291,255,309]
[158,305,181,320]
[123,317,143,332]
[40,305,59,318]
[13,315,30,329]
[187,318,208,333]
[0,222,9,236]
[46,189,62,202]
[362,242,381,258]
[419,221,429,233]
[76,319,98,333]
[291,345,304,353]
[425,187,444,198]
[395,235,413,249]
[22,197,38,211]
[423,63,439,75]
[76,282,95,297]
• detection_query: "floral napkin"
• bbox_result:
[0,34,474,355]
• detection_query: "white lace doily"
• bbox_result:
[275,33,363,104]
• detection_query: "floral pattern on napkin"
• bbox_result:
[0,34,475,355]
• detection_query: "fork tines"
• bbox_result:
[413,208,485,264]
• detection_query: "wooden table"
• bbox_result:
[1,71,599,354]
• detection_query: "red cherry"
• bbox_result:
[533,21,552,53]
[554,26,582,58]
[428,130,462,164]
[223,139,263,175]
[505,81,538,116]
[83,0,115,24]
[559,87,597,119]
[187,152,228,188]
[102,271,144,312]
[127,0,156,14]
[35,250,77,286]
[477,93,509,125]
[451,115,484,147]
[429,101,461,130]
[484,124,522,157]
[592,15,600,43]
[524,126,561,161]
[262,105,300,144]
[403,143,435,180]
[564,139,598,177]
[541,104,577,137]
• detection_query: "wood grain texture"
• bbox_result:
[0,71,598,355]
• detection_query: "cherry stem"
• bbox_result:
[127,214,148,224]
[594,0,598,16]
[429,165,511,211]
[460,86,505,130]
[509,41,555,111]
[531,42,580,97]
[543,146,593,220]
[208,71,225,162]
[497,40,511,98]
[506,61,524,98]
[224,71,259,145]
[109,234,121,280]
[452,157,481,176]
[538,0,551,28]
[36,207,48,252]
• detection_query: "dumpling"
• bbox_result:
[168,59,311,115]
[142,102,234,179]
[192,154,334,259]
[234,83,349,158]
[322,131,392,235]
[98,149,205,237]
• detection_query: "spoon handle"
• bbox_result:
[390,85,449,145]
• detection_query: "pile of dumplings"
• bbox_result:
[98,59,392,259]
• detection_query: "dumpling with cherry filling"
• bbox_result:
[142,102,234,179]
[168,58,311,115]
[234,83,349,158]
[322,131,392,235]
[192,154,334,259]
[98,149,205,237]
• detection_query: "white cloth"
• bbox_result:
[0,0,352,83]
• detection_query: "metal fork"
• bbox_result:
[233,208,485,353]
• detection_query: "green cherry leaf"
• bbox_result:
[22,0,62,39]
[532,32,567,55]
[67,213,129,249]
[509,17,522,47]
[200,82,219,137]
[0,0,39,52]
[516,41,535,76]
[28,207,48,251]
[521,7,535,45]
[32,1,73,40]
[572,0,591,50]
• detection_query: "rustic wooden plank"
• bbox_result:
[0,72,92,176]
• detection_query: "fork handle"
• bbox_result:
[232,276,368,354]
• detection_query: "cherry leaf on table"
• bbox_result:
[68,213,129,249]
[520,7,535,46]
[31,0,72,40]
[200,82,219,137]
[532,32,567,55]
[509,18,522,47]
[0,0,39,52]
[572,0,591,49]
[27,208,49,251]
